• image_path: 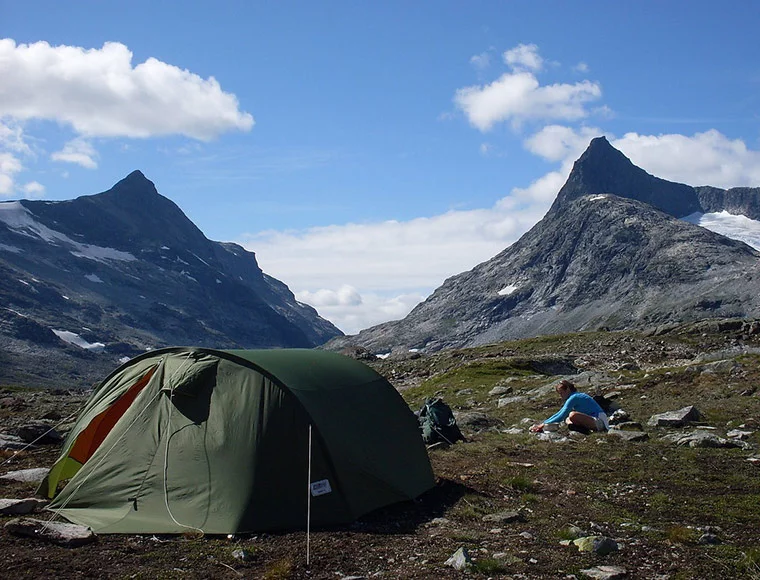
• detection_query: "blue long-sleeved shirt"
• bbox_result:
[544,392,604,424]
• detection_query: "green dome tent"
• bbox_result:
[39,348,434,534]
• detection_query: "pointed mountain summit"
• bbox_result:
[552,136,701,218]
[328,139,760,354]
[23,170,208,252]
[0,172,342,387]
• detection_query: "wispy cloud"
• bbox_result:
[469,51,492,71]
[573,62,589,73]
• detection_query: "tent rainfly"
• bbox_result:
[39,348,435,534]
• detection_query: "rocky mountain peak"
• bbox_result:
[327,138,760,354]
[112,170,155,191]
[552,137,701,218]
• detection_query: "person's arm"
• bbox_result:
[543,393,577,424]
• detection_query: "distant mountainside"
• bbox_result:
[328,137,760,354]
[0,171,342,387]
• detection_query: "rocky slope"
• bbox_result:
[329,138,760,354]
[0,171,341,387]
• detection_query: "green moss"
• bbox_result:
[473,557,511,574]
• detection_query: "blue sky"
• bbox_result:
[2,1,760,333]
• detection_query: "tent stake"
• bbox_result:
[306,424,312,567]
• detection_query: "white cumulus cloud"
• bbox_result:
[0,39,254,140]
[22,181,45,196]
[0,152,22,196]
[249,125,760,335]
[298,285,363,307]
[52,138,98,169]
[503,43,544,71]
[524,124,603,162]
[613,130,760,189]
[454,72,601,132]
[242,195,551,334]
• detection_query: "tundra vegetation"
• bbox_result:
[1,319,759,579]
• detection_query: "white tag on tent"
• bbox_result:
[310,479,332,497]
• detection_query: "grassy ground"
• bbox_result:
[1,322,759,578]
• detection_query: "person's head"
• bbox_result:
[555,379,576,400]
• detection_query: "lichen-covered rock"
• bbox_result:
[573,536,619,556]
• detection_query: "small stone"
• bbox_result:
[482,510,526,524]
[572,536,618,556]
[698,533,721,545]
[519,531,534,539]
[579,565,627,580]
[430,517,450,525]
[727,429,753,440]
[606,430,649,442]
[445,547,472,571]
[489,386,513,396]
[498,396,527,408]
[610,421,644,431]
[608,409,630,425]
[231,548,254,562]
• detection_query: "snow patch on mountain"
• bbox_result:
[683,211,760,251]
[52,329,105,352]
[0,201,136,262]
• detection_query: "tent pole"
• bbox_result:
[306,423,312,567]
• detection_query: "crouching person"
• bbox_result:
[529,380,608,434]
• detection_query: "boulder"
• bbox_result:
[672,431,742,449]
[4,518,96,547]
[0,498,47,515]
[454,411,500,431]
[0,434,28,451]
[16,422,63,444]
[647,406,700,428]
[489,386,512,396]
[0,468,49,483]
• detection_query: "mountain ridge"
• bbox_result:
[0,172,342,387]
[328,138,760,354]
